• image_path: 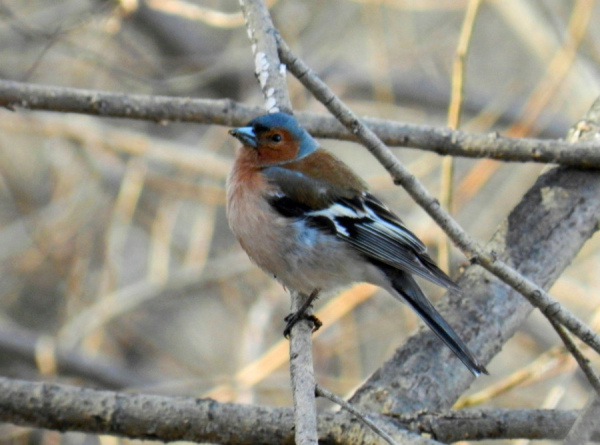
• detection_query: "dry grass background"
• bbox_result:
[0,0,600,443]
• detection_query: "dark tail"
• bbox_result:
[390,271,488,376]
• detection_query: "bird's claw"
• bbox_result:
[283,313,322,338]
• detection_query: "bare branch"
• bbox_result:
[564,396,600,445]
[0,377,439,445]
[239,0,290,113]
[277,36,600,362]
[287,292,319,445]
[238,0,317,443]
[548,318,600,396]
[316,385,398,445]
[397,408,600,442]
[0,324,158,390]
[3,80,600,168]
[1,377,599,443]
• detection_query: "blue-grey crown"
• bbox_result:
[248,112,318,159]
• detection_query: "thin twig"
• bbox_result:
[3,80,600,168]
[563,396,600,445]
[439,0,482,271]
[239,1,318,444]
[508,0,595,137]
[316,384,398,445]
[277,37,600,358]
[548,318,600,396]
[0,325,158,389]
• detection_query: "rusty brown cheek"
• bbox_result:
[257,142,298,164]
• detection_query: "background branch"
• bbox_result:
[2,80,600,167]
[0,324,158,390]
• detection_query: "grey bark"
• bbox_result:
[0,377,438,445]
[2,79,600,168]
[564,396,600,445]
[350,98,600,412]
[1,377,599,443]
[396,408,600,442]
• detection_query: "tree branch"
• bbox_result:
[0,324,159,390]
[238,1,317,444]
[548,318,600,396]
[1,377,598,443]
[239,0,290,113]
[564,396,600,445]
[0,377,439,445]
[277,35,600,365]
[2,79,600,168]
[396,408,600,442]
[285,77,600,412]
[316,385,398,445]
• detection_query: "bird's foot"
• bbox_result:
[283,288,322,338]
[283,312,322,338]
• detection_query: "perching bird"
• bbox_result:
[226,112,487,376]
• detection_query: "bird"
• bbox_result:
[226,112,487,376]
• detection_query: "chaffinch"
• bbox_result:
[227,112,487,376]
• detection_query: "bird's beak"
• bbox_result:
[229,126,258,148]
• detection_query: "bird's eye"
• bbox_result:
[271,134,282,143]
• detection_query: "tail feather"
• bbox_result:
[390,271,488,376]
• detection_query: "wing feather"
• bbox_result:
[262,166,455,290]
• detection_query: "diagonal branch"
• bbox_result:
[564,396,600,445]
[548,318,600,396]
[277,36,600,358]
[275,36,600,412]
[315,385,397,445]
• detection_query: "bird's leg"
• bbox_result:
[283,288,322,338]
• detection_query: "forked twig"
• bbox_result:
[316,384,398,445]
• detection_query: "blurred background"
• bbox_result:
[0,0,600,444]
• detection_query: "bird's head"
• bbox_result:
[229,112,318,166]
